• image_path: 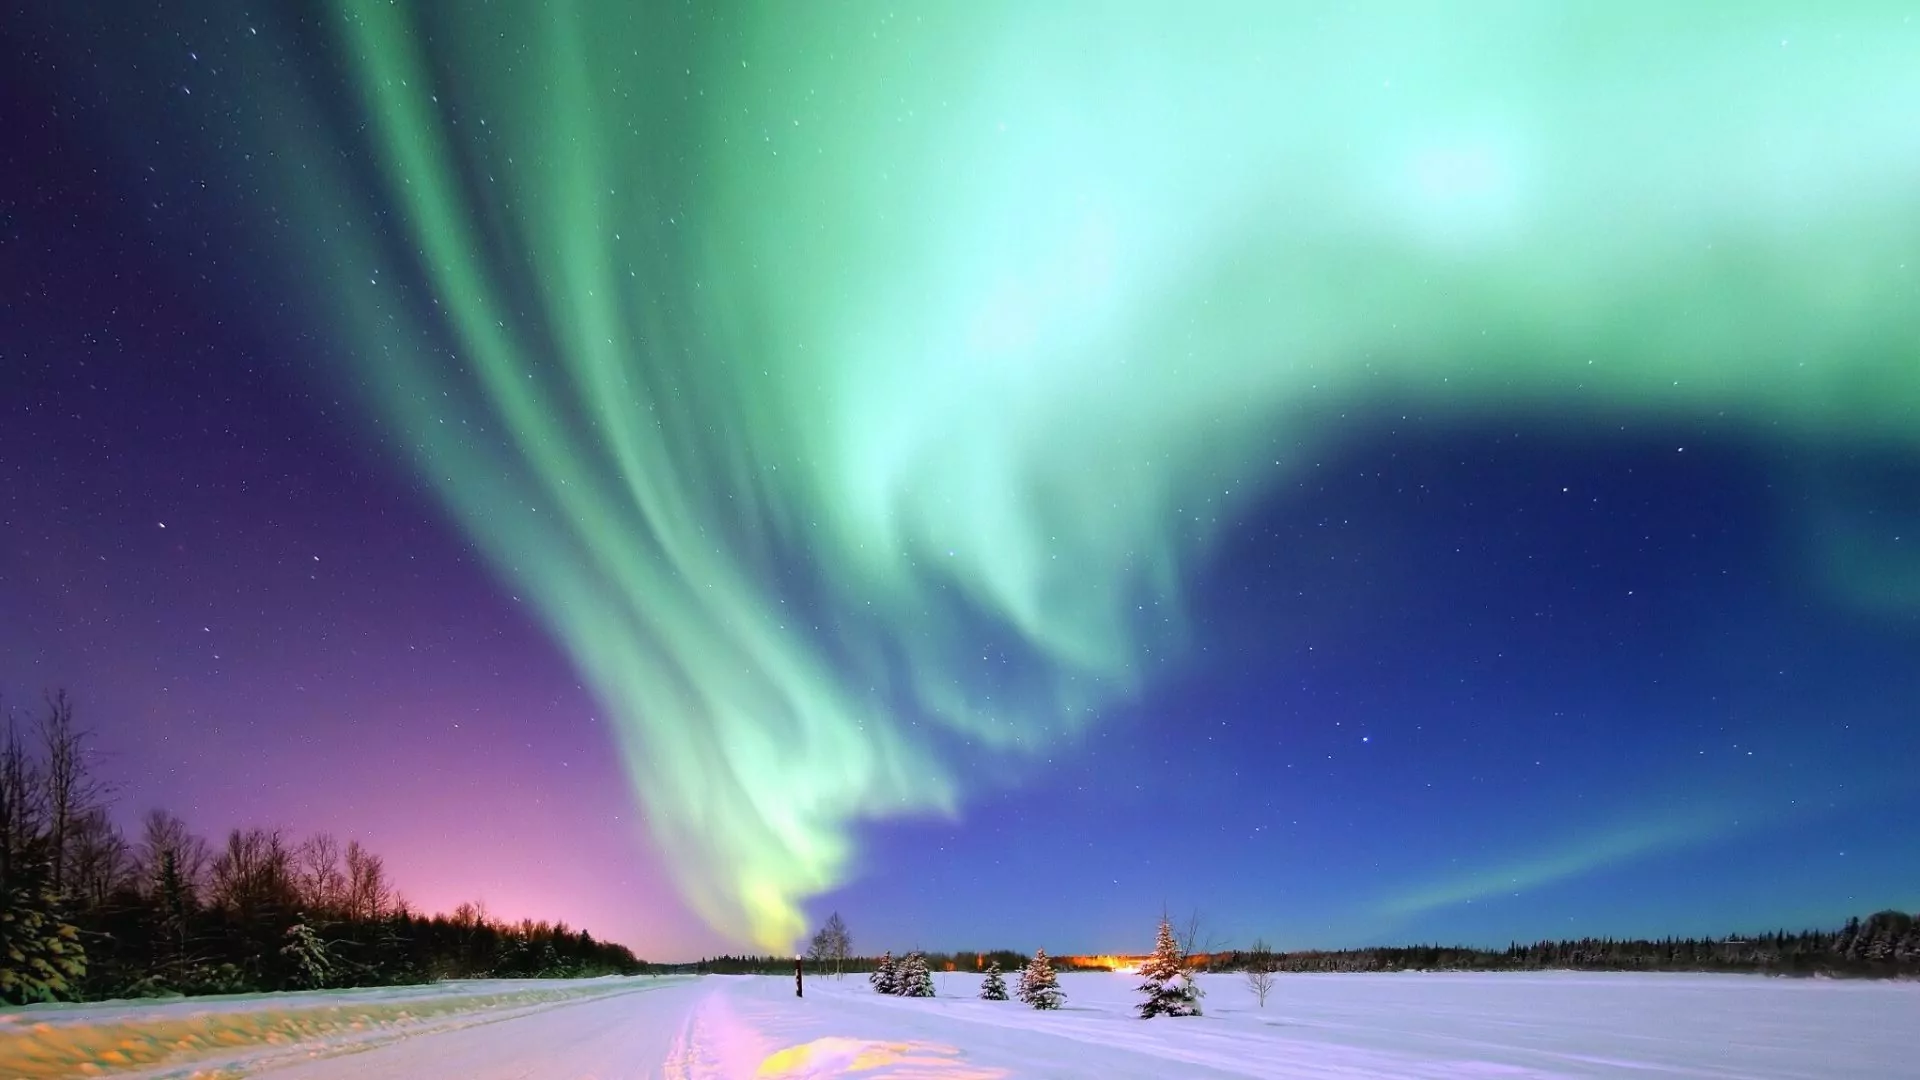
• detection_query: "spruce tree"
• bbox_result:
[0,878,87,1005]
[1136,915,1201,1017]
[280,920,333,989]
[868,950,898,995]
[979,960,1009,1000]
[899,951,936,997]
[152,849,193,987]
[1016,948,1064,1010]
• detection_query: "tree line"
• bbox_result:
[1,691,642,1005]
[714,911,1920,984]
[1209,913,1920,977]
[678,948,1030,976]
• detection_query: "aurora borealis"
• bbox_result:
[3,1,1917,957]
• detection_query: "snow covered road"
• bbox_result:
[4,970,1915,1078]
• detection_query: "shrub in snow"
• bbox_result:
[183,962,250,996]
[1137,916,1202,1017]
[869,951,898,995]
[1016,948,1064,1010]
[980,961,1009,1000]
[899,952,936,997]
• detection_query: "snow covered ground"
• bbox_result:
[3,969,1914,1078]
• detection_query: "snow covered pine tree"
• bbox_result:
[979,960,1009,1000]
[0,878,86,1005]
[1137,915,1202,1017]
[899,952,936,997]
[280,920,333,990]
[869,950,898,995]
[1016,948,1064,1010]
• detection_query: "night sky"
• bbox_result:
[3,2,1916,961]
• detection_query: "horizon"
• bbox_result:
[20,750,1911,964]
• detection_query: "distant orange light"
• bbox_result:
[1060,954,1137,972]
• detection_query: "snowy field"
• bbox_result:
[3,969,1915,1079]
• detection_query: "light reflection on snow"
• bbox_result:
[755,1036,1005,1079]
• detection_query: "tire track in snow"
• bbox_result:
[661,986,780,1079]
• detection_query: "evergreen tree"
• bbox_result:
[1016,948,1064,1010]
[151,848,193,986]
[0,877,87,1004]
[1136,915,1202,1018]
[1840,916,1865,961]
[280,919,333,989]
[868,950,898,995]
[898,951,935,997]
[979,960,1009,1000]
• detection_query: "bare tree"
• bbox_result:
[1243,938,1277,1007]
[807,912,852,977]
[39,690,107,894]
[0,699,46,892]
[452,898,489,929]
[1179,909,1231,973]
[344,840,392,921]
[297,833,347,915]
[66,807,132,908]
[832,913,852,977]
[209,827,296,920]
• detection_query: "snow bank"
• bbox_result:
[1,969,1912,1078]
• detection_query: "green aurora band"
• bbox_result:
[263,1,1917,949]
